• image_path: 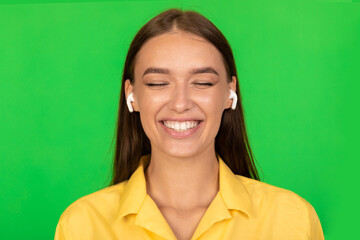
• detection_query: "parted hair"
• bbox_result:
[110,8,260,185]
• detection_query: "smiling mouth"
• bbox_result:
[160,120,202,132]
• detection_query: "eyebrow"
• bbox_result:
[142,66,219,77]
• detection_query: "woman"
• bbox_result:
[55,8,324,240]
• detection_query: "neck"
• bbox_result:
[144,146,219,210]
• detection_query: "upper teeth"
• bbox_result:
[163,121,200,131]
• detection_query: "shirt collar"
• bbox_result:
[117,153,252,221]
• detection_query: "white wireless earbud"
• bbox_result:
[229,89,237,110]
[126,93,134,113]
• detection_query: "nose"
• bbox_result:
[169,83,193,113]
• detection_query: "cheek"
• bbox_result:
[195,91,226,115]
[137,91,166,112]
[137,92,166,132]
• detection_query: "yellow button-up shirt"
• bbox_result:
[54,154,324,240]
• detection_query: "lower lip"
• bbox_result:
[159,121,203,138]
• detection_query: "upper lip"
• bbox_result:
[159,117,203,122]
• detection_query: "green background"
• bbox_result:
[1,0,359,239]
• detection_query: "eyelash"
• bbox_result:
[196,83,213,86]
[146,83,214,87]
[146,83,167,87]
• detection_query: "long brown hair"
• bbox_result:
[110,8,260,185]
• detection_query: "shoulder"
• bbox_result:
[238,175,313,209]
[57,181,127,225]
[236,175,324,239]
[238,175,319,224]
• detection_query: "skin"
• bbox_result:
[124,28,236,239]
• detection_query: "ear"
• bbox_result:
[124,79,139,112]
[225,76,237,109]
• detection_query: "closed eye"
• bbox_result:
[195,83,213,86]
[145,83,213,87]
[146,83,168,87]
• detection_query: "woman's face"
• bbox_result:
[125,30,236,158]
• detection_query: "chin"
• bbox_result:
[160,144,203,159]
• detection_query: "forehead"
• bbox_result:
[134,31,226,77]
